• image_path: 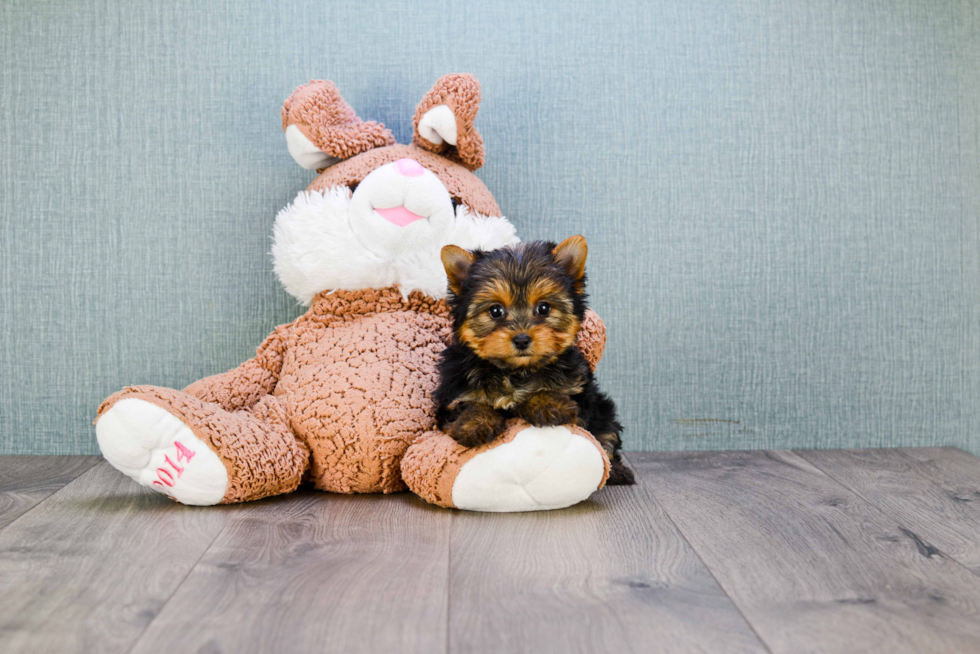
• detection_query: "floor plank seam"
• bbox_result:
[123,508,232,654]
[624,453,776,654]
[794,450,980,582]
[0,457,103,536]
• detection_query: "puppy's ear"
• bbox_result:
[552,235,588,290]
[441,245,477,295]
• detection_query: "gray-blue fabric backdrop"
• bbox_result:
[2,0,978,455]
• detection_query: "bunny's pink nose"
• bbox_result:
[394,158,425,177]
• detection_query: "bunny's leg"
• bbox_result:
[96,386,308,505]
[401,419,609,512]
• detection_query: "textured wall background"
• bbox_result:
[2,0,978,454]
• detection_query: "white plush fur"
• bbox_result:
[273,185,519,304]
[97,399,228,506]
[417,104,458,146]
[451,426,606,512]
[285,125,341,170]
[348,159,458,261]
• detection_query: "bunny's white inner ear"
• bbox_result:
[417,104,458,146]
[285,124,341,170]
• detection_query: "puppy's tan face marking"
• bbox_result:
[458,266,580,369]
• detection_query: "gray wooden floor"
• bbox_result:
[2,449,980,653]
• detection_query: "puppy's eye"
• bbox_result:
[488,304,506,319]
[534,302,551,317]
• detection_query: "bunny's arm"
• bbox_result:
[576,309,607,372]
[183,326,289,412]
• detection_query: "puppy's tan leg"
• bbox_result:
[515,391,580,428]
[447,403,507,448]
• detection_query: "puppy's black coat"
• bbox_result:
[435,237,634,485]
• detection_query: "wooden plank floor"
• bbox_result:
[0,455,100,530]
[1,448,979,653]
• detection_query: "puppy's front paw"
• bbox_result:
[448,405,506,448]
[517,392,580,427]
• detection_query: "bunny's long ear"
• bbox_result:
[282,80,395,170]
[413,74,485,171]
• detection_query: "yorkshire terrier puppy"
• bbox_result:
[435,235,635,485]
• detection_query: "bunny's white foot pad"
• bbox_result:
[96,398,228,505]
[451,425,606,512]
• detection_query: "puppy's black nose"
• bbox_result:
[512,334,532,350]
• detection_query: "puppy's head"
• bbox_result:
[441,236,588,369]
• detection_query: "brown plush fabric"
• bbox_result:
[306,143,501,218]
[183,327,288,411]
[274,288,453,494]
[399,429,468,508]
[97,387,310,504]
[412,73,485,171]
[282,80,395,159]
[577,309,607,372]
[401,419,611,509]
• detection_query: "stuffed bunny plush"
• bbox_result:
[96,74,611,512]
